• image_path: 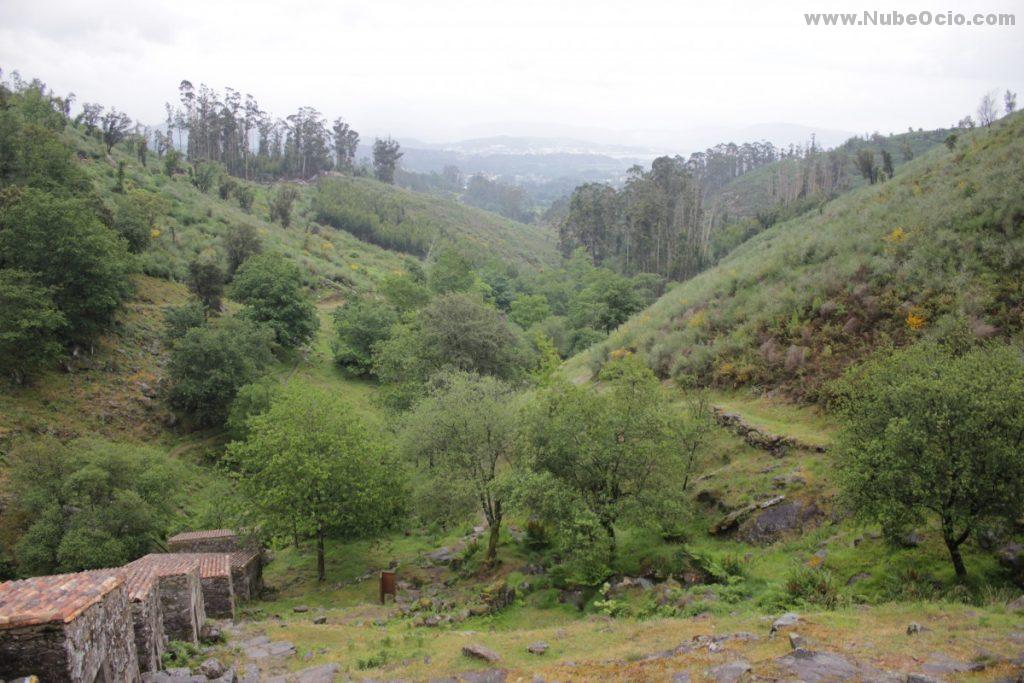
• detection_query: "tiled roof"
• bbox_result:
[0,571,125,629]
[157,554,231,579]
[230,550,260,569]
[167,529,236,543]
[122,555,202,601]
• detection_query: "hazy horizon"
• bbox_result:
[2,0,1021,152]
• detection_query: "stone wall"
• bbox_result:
[129,583,164,673]
[0,623,70,681]
[200,574,235,619]
[0,584,141,682]
[158,572,205,645]
[62,582,140,682]
[230,553,263,602]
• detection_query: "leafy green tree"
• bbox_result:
[0,269,66,384]
[112,189,168,253]
[331,297,397,375]
[231,253,319,349]
[372,137,403,184]
[161,301,208,345]
[379,271,430,313]
[0,187,132,342]
[167,317,275,427]
[399,372,519,565]
[221,223,262,277]
[163,148,183,176]
[522,355,705,562]
[101,109,132,153]
[428,246,475,294]
[236,185,255,212]
[7,436,184,575]
[509,293,551,329]
[269,184,299,227]
[570,270,642,332]
[833,343,1024,579]
[228,383,404,581]
[187,252,226,311]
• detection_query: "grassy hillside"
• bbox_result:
[707,127,952,231]
[569,113,1024,401]
[65,124,556,299]
[313,175,557,267]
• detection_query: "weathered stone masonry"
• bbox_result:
[0,571,140,682]
[124,554,206,646]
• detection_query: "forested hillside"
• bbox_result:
[2,69,1023,683]
[568,112,1024,402]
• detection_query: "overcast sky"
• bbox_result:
[1,0,1021,149]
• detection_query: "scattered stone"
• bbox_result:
[527,642,549,655]
[462,643,502,663]
[1008,595,1024,612]
[905,675,943,683]
[293,605,309,613]
[778,649,860,682]
[922,652,983,675]
[199,658,226,679]
[211,668,236,683]
[846,572,871,586]
[770,612,801,633]
[312,615,327,624]
[671,674,691,683]
[907,622,922,635]
[558,588,586,610]
[457,671,508,683]
[709,495,785,535]
[295,663,340,683]
[900,532,923,548]
[707,660,751,683]
[789,632,806,649]
[200,624,224,644]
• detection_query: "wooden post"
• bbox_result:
[379,570,396,605]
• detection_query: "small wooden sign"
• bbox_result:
[379,570,397,604]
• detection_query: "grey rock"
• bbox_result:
[462,643,501,663]
[458,671,507,683]
[906,622,922,635]
[1008,595,1024,612]
[671,674,692,683]
[268,641,297,658]
[788,632,806,649]
[922,652,983,675]
[199,659,226,679]
[778,649,860,682]
[527,642,549,655]
[906,675,944,683]
[847,572,871,586]
[739,501,823,544]
[292,605,309,613]
[295,663,340,683]
[313,615,327,624]
[771,612,801,633]
[707,660,751,683]
[211,669,236,683]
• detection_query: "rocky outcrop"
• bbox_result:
[709,495,786,535]
[712,407,827,455]
[737,501,823,544]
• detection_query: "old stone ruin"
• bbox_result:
[0,529,263,683]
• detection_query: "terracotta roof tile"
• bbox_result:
[122,554,202,601]
[167,529,236,543]
[142,553,231,579]
[229,550,260,569]
[0,571,125,629]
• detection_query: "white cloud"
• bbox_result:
[1,0,1021,146]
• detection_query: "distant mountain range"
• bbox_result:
[373,122,858,184]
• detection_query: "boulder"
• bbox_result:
[295,664,340,683]
[706,660,751,683]
[293,605,309,613]
[462,643,502,663]
[788,632,806,649]
[199,658,227,679]
[527,642,549,655]
[738,501,822,544]
[777,649,860,681]
[770,612,801,633]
